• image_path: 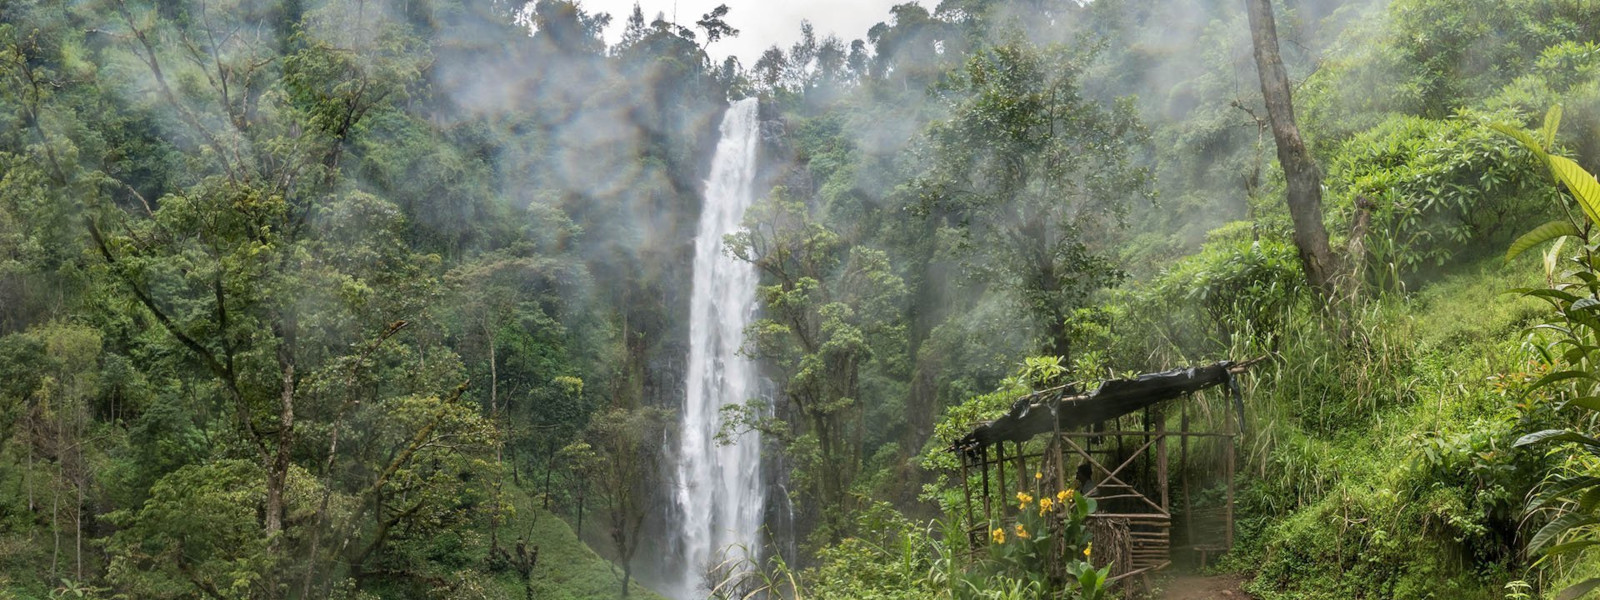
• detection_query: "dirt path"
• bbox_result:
[1157,574,1254,600]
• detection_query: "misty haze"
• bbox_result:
[3,0,1600,599]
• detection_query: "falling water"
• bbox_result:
[671,97,765,599]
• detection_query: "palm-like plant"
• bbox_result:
[1495,105,1600,600]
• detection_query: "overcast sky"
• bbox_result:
[582,0,905,65]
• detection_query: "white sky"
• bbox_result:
[583,0,906,65]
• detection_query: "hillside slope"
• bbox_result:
[492,486,670,600]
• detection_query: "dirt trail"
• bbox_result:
[1157,574,1254,600]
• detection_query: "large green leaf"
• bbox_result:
[1550,154,1600,226]
[1529,512,1599,554]
[1492,122,1549,160]
[1559,577,1600,600]
[1567,396,1600,411]
[1543,540,1600,557]
[1582,485,1600,511]
[1516,372,1600,404]
[1515,427,1600,448]
[1512,288,1582,303]
[1546,236,1569,280]
[1544,105,1564,150]
[1529,476,1600,513]
[1565,308,1600,336]
[1508,220,1581,262]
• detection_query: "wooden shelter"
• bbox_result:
[949,360,1259,591]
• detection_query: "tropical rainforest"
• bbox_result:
[4,0,1600,598]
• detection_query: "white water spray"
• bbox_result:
[672,97,764,599]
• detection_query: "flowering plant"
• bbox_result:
[981,486,1109,598]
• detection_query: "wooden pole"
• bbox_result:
[1225,433,1236,550]
[1058,430,1233,438]
[997,442,1008,519]
[1115,424,1123,493]
[960,450,975,537]
[1181,402,1193,550]
[1053,401,1067,495]
[1014,441,1028,497]
[981,445,992,523]
[1142,407,1151,495]
[1156,406,1168,515]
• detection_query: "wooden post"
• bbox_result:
[1014,441,1028,497]
[997,442,1008,518]
[1225,433,1236,550]
[1156,406,1168,514]
[1115,425,1123,492]
[960,450,975,536]
[1142,407,1151,493]
[972,448,985,524]
[1053,401,1067,495]
[1181,402,1193,549]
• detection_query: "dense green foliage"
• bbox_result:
[8,0,1600,598]
[1,0,721,596]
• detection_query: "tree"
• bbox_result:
[522,0,613,56]
[0,324,100,583]
[75,1,503,595]
[916,40,1150,365]
[0,0,719,594]
[578,406,673,597]
[104,460,292,599]
[617,3,650,52]
[1245,0,1340,296]
[558,440,599,535]
[695,4,739,49]
[727,189,907,541]
[754,46,789,91]
[865,3,959,89]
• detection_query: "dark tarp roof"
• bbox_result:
[951,360,1252,452]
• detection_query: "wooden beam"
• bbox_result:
[1059,431,1234,438]
[1092,515,1173,523]
[1062,434,1168,515]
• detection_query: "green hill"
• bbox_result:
[490,486,669,600]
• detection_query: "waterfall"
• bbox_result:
[671,97,765,599]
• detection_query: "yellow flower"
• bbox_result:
[1016,492,1033,509]
[991,527,1006,544]
[1014,523,1030,539]
[1038,497,1054,515]
[1084,542,1093,559]
[1034,471,1043,480]
[1058,489,1074,503]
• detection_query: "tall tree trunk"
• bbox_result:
[265,346,296,600]
[543,441,556,510]
[1245,0,1339,296]
[75,436,84,581]
[487,324,503,555]
[1044,312,1072,368]
[51,471,59,581]
[903,225,943,454]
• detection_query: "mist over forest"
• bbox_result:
[5,0,1600,598]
